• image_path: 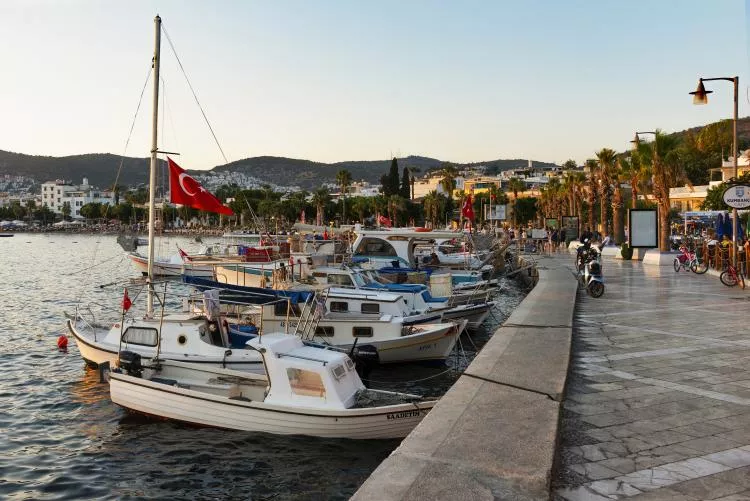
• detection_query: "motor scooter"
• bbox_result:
[578,246,605,297]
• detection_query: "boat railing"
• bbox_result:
[276,352,329,366]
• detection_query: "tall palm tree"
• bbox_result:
[637,130,687,251]
[596,148,617,236]
[423,191,442,228]
[611,156,630,244]
[311,187,330,226]
[506,177,526,228]
[570,171,587,224]
[584,159,598,233]
[336,169,352,223]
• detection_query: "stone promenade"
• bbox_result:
[554,254,750,500]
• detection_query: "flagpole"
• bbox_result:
[146,15,162,317]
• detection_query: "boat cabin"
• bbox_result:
[250,334,365,409]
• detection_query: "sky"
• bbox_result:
[0,0,748,170]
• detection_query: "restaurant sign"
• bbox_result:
[722,185,750,209]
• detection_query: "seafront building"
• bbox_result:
[40,178,114,217]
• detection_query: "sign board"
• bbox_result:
[486,205,507,220]
[561,216,579,240]
[531,229,547,239]
[722,185,750,209]
[629,209,658,248]
[545,218,558,229]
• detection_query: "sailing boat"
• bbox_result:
[67,16,264,372]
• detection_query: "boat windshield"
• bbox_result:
[351,272,369,288]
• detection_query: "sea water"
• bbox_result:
[0,233,524,500]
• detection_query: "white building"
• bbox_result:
[41,178,114,217]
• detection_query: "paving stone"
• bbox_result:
[628,487,700,500]
[704,448,750,468]
[568,462,621,481]
[669,471,747,499]
[677,436,742,454]
[671,422,733,438]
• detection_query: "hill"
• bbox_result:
[0,151,557,190]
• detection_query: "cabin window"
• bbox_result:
[356,237,397,257]
[314,326,334,337]
[361,303,380,314]
[327,274,353,287]
[330,301,348,313]
[274,302,301,317]
[353,326,373,337]
[345,358,355,371]
[331,364,346,381]
[312,272,327,278]
[121,327,158,346]
[286,368,326,398]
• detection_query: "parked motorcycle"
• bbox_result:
[577,244,605,297]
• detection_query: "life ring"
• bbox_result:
[414,227,432,232]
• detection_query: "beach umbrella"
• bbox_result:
[722,211,733,238]
[715,212,724,238]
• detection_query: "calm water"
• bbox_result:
[0,234,525,500]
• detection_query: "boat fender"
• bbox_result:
[57,335,68,351]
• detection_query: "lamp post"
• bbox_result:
[691,76,739,269]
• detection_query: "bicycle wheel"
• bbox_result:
[690,259,708,274]
[720,270,738,287]
[588,281,605,298]
[673,258,681,272]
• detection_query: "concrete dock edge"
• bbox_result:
[352,259,578,500]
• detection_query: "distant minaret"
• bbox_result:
[528,160,532,170]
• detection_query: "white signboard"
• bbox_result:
[629,209,658,248]
[531,229,547,239]
[486,205,507,220]
[722,185,750,209]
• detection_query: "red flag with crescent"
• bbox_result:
[168,157,234,215]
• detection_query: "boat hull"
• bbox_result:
[109,372,433,439]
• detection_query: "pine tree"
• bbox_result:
[400,166,411,199]
[381,157,401,196]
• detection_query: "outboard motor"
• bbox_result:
[351,344,380,383]
[118,350,143,377]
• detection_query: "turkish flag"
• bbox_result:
[461,194,475,220]
[122,288,132,312]
[378,214,392,228]
[168,157,234,215]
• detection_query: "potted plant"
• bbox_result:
[620,242,633,260]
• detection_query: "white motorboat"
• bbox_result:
[68,296,265,373]
[259,288,461,364]
[109,333,436,439]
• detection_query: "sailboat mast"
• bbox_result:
[146,15,162,316]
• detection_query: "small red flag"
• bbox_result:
[378,215,392,228]
[122,288,132,312]
[461,194,475,221]
[168,157,234,216]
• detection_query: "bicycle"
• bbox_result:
[720,261,746,289]
[673,246,708,274]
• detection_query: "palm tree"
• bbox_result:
[570,171,587,224]
[423,191,442,228]
[439,164,459,198]
[336,169,352,223]
[637,130,687,251]
[584,159,598,233]
[388,195,407,226]
[350,196,371,223]
[506,177,526,228]
[311,188,330,226]
[611,156,630,244]
[596,148,617,236]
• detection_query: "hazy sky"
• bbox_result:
[0,0,748,170]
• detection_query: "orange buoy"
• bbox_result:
[57,335,68,351]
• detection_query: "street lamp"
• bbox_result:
[690,76,739,269]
